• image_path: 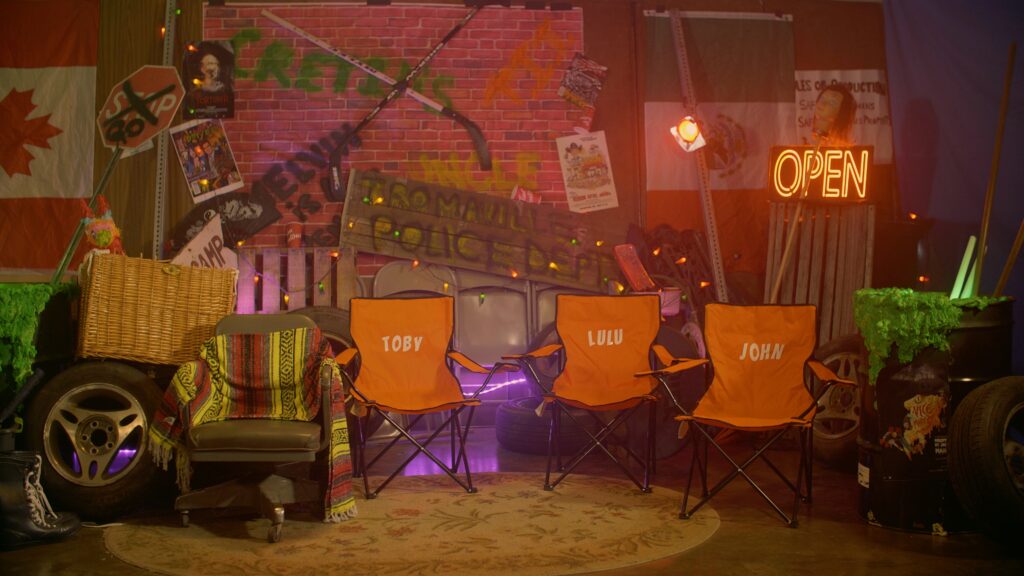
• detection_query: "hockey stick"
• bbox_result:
[262,7,486,195]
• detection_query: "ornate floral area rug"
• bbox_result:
[104,473,719,576]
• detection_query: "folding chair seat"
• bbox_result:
[643,303,855,526]
[507,294,680,493]
[336,296,515,498]
[148,314,357,543]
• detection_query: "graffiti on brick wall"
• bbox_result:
[484,19,574,105]
[414,152,540,194]
[230,28,457,107]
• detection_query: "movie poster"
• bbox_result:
[170,119,244,204]
[557,53,607,133]
[182,40,234,119]
[556,130,618,213]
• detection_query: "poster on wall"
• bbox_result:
[181,40,234,119]
[794,70,892,162]
[170,119,244,204]
[556,130,618,213]
[558,53,607,133]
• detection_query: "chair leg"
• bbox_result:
[544,404,558,491]
[642,399,655,493]
[547,406,649,492]
[680,432,699,518]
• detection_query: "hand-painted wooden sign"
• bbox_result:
[770,146,873,203]
[340,170,626,292]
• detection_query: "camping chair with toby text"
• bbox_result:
[643,303,855,526]
[148,314,357,543]
[335,296,516,498]
[506,294,698,492]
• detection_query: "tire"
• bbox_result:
[289,306,384,439]
[811,334,867,470]
[494,396,596,455]
[948,376,1024,544]
[24,361,163,522]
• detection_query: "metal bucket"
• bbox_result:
[856,298,1014,533]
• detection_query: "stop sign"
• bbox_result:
[97,65,184,150]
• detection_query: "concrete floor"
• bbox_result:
[3,426,1022,575]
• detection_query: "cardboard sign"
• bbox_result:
[769,146,873,203]
[339,170,626,292]
[170,214,238,270]
[97,65,184,150]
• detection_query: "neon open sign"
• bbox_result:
[770,146,873,203]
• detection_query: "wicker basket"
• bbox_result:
[78,253,238,365]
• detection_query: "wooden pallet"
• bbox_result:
[764,203,875,345]
[235,246,359,314]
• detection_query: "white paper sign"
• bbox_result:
[170,214,238,270]
[556,130,618,213]
[794,69,893,162]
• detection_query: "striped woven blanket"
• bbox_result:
[148,326,357,522]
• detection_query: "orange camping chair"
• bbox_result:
[643,303,855,526]
[335,296,515,498]
[506,294,670,493]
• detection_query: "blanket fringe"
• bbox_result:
[323,503,358,523]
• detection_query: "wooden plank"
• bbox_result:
[312,248,332,307]
[832,208,851,342]
[820,208,840,344]
[236,247,255,314]
[781,204,797,304]
[807,205,827,311]
[864,205,876,289]
[335,246,358,310]
[843,206,869,336]
[286,248,305,311]
[339,170,625,293]
[795,205,814,304]
[261,248,281,313]
[764,203,781,303]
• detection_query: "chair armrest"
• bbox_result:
[335,347,358,368]
[636,358,708,377]
[502,343,562,360]
[807,360,856,387]
[448,351,516,375]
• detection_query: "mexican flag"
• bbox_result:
[0,0,98,276]
[644,11,796,275]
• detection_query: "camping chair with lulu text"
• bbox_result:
[506,294,701,493]
[335,296,516,498]
[643,303,855,526]
[148,314,357,543]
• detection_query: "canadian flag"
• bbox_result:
[0,0,98,275]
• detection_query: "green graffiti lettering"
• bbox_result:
[295,52,336,92]
[357,57,389,97]
[254,41,294,88]
[230,28,261,79]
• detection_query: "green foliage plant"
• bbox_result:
[853,288,1009,385]
[1,283,56,392]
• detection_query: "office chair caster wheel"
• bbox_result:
[180,511,189,527]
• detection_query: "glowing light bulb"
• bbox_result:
[443,282,449,291]
[236,240,244,247]
[909,212,918,220]
[918,275,930,283]
[548,262,559,271]
[373,196,384,205]
[652,247,661,256]
[318,282,325,293]
[411,259,420,268]
[595,240,605,247]
[676,116,700,143]
[510,269,519,278]
[699,281,711,289]
[330,251,339,259]
[283,294,290,304]
[675,256,687,265]
[253,275,260,284]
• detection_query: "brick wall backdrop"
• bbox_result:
[202,3,585,257]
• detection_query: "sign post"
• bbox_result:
[51,66,183,283]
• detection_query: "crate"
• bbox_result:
[78,253,238,365]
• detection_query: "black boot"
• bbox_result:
[0,451,81,549]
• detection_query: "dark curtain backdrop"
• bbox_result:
[885,0,1024,372]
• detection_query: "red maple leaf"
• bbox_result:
[0,89,64,177]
